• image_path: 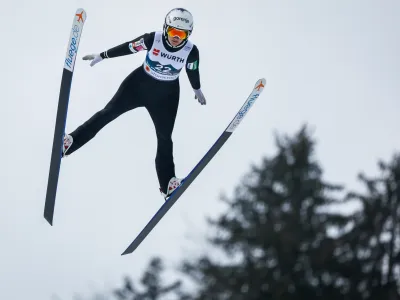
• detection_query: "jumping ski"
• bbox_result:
[121,78,266,255]
[44,8,87,225]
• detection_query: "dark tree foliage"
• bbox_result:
[180,125,357,300]
[113,257,182,300]
[341,154,400,300]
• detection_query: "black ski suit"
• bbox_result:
[65,31,201,194]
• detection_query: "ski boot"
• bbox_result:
[62,134,73,157]
[160,177,184,200]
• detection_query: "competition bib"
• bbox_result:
[143,31,193,81]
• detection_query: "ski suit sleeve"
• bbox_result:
[100,32,155,59]
[185,45,201,90]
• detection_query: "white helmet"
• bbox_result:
[163,8,194,47]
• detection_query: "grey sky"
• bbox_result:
[1,0,400,299]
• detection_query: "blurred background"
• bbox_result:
[1,0,399,299]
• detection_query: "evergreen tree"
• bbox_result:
[113,257,182,300]
[180,125,353,300]
[343,154,400,299]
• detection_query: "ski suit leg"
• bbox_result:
[146,83,180,194]
[67,69,145,155]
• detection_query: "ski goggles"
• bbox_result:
[166,26,189,40]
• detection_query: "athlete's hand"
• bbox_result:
[194,88,206,105]
[82,54,103,67]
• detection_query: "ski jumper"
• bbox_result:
[66,31,201,194]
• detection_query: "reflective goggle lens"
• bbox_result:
[167,27,188,39]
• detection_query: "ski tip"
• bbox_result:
[253,78,266,93]
[74,8,87,24]
[75,8,87,14]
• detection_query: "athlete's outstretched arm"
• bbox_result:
[186,45,206,105]
[82,32,155,67]
[100,32,155,59]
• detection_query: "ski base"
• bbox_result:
[44,8,86,225]
[121,78,266,255]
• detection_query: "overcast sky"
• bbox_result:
[1,0,400,299]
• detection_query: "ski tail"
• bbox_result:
[121,78,266,255]
[44,9,87,225]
